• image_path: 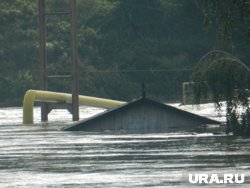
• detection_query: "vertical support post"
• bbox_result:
[70,0,79,121]
[38,0,48,121]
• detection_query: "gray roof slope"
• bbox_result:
[63,98,220,131]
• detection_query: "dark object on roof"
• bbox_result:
[62,98,221,133]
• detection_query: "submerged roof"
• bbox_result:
[63,98,220,132]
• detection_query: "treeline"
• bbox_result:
[0,0,249,106]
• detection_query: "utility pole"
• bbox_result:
[70,0,79,121]
[38,0,48,122]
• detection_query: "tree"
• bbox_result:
[194,1,250,135]
[0,0,37,71]
[0,0,249,106]
[192,51,250,135]
[195,0,250,42]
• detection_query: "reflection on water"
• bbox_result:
[0,106,250,187]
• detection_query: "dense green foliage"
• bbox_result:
[192,51,250,136]
[192,0,250,136]
[0,0,249,106]
[195,0,250,42]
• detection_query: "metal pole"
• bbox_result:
[70,0,79,121]
[38,0,48,121]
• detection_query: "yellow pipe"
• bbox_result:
[23,89,126,124]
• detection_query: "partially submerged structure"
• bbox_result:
[63,98,221,133]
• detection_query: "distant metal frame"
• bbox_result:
[38,0,79,122]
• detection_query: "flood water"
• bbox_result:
[0,105,250,187]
